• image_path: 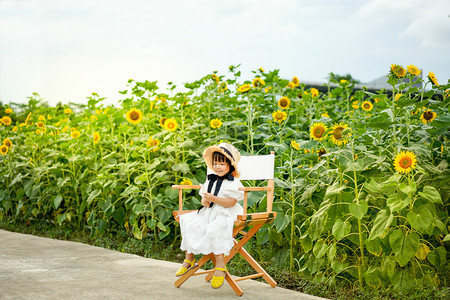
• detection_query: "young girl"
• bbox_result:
[176,142,244,289]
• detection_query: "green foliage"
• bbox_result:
[1,65,449,293]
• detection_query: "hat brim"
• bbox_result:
[203,145,239,173]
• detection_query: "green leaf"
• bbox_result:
[87,189,101,204]
[364,179,382,195]
[392,267,414,290]
[365,238,382,256]
[53,195,63,209]
[112,207,125,226]
[387,193,411,212]
[427,246,447,268]
[406,205,433,234]
[325,181,346,199]
[300,234,312,253]
[274,213,290,232]
[368,209,393,240]
[349,200,368,220]
[332,219,351,240]
[157,221,166,231]
[399,181,416,195]
[443,234,450,243]
[389,229,420,267]
[9,173,23,187]
[418,186,443,204]
[172,163,190,174]
[382,256,397,279]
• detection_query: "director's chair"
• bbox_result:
[172,152,277,296]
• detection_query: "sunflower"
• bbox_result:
[126,108,143,125]
[237,83,251,93]
[352,101,359,109]
[252,77,265,87]
[394,150,417,174]
[147,137,160,151]
[12,126,18,132]
[272,110,288,123]
[37,121,45,129]
[218,81,228,93]
[159,117,166,127]
[71,130,81,139]
[180,178,193,186]
[5,108,13,114]
[36,129,41,135]
[407,65,421,76]
[278,97,291,109]
[264,87,272,93]
[259,67,265,72]
[211,74,220,83]
[210,118,223,129]
[340,79,348,85]
[390,64,406,78]
[2,116,12,125]
[64,108,73,114]
[93,132,100,144]
[62,125,69,133]
[321,112,330,118]
[420,110,437,124]
[292,76,300,86]
[329,122,350,146]
[361,101,373,111]
[0,145,8,155]
[287,82,296,89]
[38,115,45,121]
[311,88,319,97]
[163,118,178,132]
[310,122,328,141]
[3,138,12,148]
[428,72,439,86]
[291,140,300,150]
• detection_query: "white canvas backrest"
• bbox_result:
[238,154,275,180]
[207,153,275,180]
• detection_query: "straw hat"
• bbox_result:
[203,142,241,178]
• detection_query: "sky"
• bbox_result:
[0,0,449,107]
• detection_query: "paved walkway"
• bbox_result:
[0,229,326,300]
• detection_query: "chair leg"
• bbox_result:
[238,246,277,287]
[225,272,244,296]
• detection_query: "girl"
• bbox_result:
[176,142,244,289]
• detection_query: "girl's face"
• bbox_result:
[212,159,230,177]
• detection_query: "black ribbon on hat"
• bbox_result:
[198,173,234,212]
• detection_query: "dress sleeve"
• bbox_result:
[199,180,207,197]
[223,179,244,202]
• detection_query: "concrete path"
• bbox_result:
[0,229,326,300]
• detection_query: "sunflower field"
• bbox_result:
[1,64,449,291]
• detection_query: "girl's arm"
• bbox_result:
[203,193,237,208]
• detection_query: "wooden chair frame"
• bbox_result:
[172,152,277,296]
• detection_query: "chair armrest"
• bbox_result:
[172,185,201,189]
[238,186,271,192]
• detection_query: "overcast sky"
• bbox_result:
[1,0,449,107]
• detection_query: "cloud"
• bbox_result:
[357,0,450,48]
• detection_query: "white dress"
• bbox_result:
[180,178,244,256]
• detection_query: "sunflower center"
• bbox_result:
[130,111,140,120]
[280,99,288,107]
[423,111,433,121]
[167,123,175,129]
[276,113,283,119]
[400,157,412,168]
[363,103,370,109]
[314,128,325,137]
[332,127,344,140]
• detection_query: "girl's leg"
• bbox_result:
[214,254,225,276]
[181,251,194,268]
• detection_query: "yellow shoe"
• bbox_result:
[211,267,227,289]
[175,258,197,277]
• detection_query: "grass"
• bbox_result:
[1,217,448,300]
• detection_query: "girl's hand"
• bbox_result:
[201,197,210,208]
[203,193,215,203]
